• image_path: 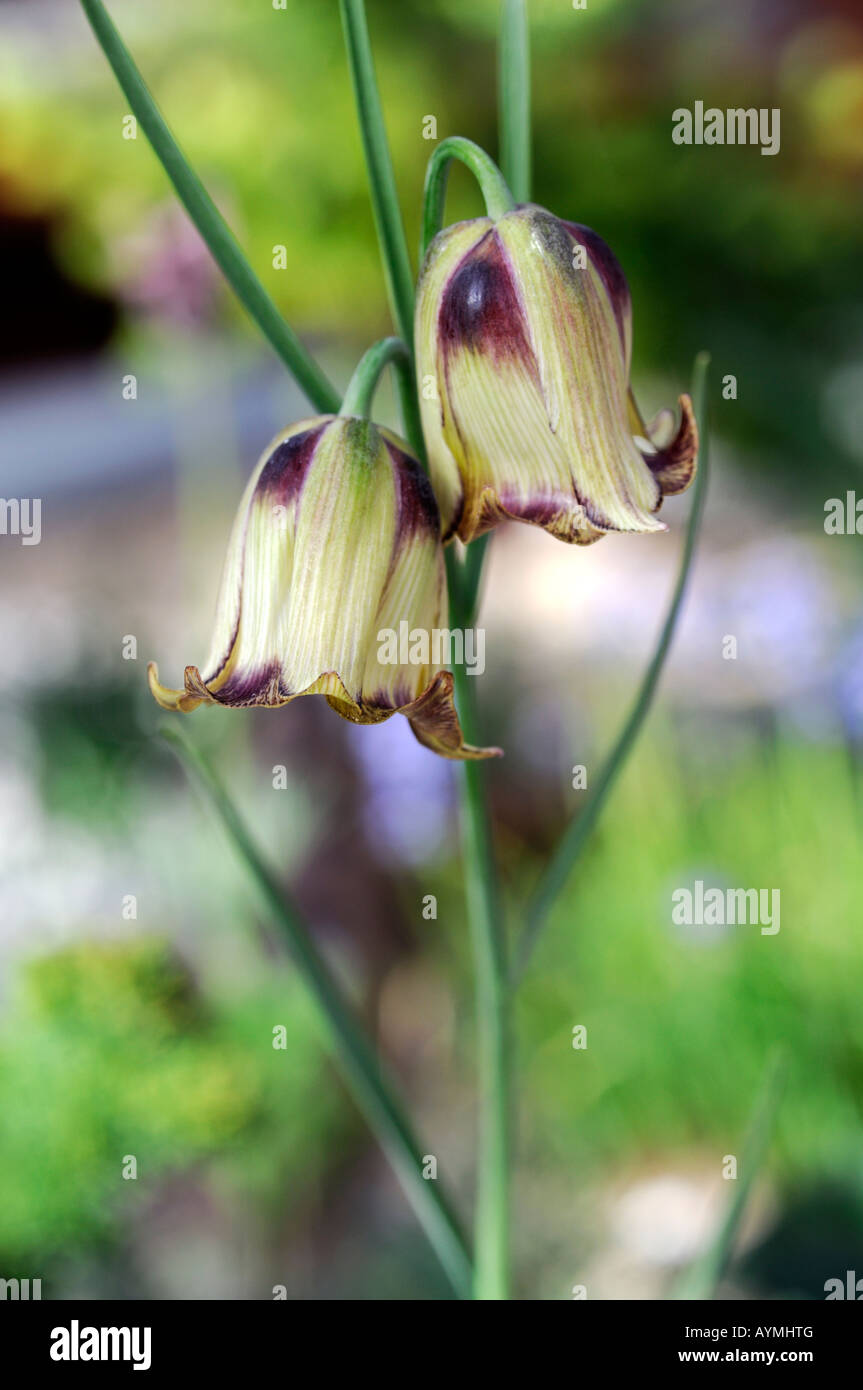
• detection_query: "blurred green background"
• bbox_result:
[1,0,862,1299]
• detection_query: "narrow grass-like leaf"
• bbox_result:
[512,352,712,984]
[160,725,473,1300]
[338,0,416,351]
[670,1050,788,1299]
[80,0,340,413]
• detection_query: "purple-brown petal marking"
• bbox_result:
[384,439,441,540]
[256,422,327,507]
[439,231,536,374]
[207,662,286,707]
[563,219,632,359]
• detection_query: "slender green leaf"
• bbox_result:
[512,352,712,984]
[80,0,340,413]
[338,0,416,351]
[671,1050,788,1299]
[160,725,473,1300]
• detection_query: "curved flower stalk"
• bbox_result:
[416,203,698,545]
[149,413,499,761]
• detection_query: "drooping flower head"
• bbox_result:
[148,415,498,760]
[415,203,697,545]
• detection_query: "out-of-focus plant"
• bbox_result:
[0,939,338,1270]
[79,0,731,1301]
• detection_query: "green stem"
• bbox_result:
[460,534,491,627]
[447,1,530,634]
[339,336,409,418]
[421,138,516,262]
[80,0,339,414]
[338,0,416,349]
[512,352,712,985]
[498,0,531,203]
[160,725,473,1300]
[428,58,525,1303]
[451,667,509,1300]
[396,361,426,460]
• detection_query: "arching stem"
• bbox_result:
[339,337,411,420]
[420,137,516,262]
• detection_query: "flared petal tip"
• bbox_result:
[147,661,212,713]
[642,393,698,496]
[405,671,502,761]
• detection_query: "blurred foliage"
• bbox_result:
[418,716,863,1215]
[0,937,340,1269]
[510,727,863,1182]
[743,1182,863,1299]
[29,677,145,828]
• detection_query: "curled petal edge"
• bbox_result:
[453,484,663,548]
[401,671,501,761]
[148,662,213,713]
[147,662,500,762]
[632,392,698,497]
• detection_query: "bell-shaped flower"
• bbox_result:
[415,203,697,544]
[148,415,498,760]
